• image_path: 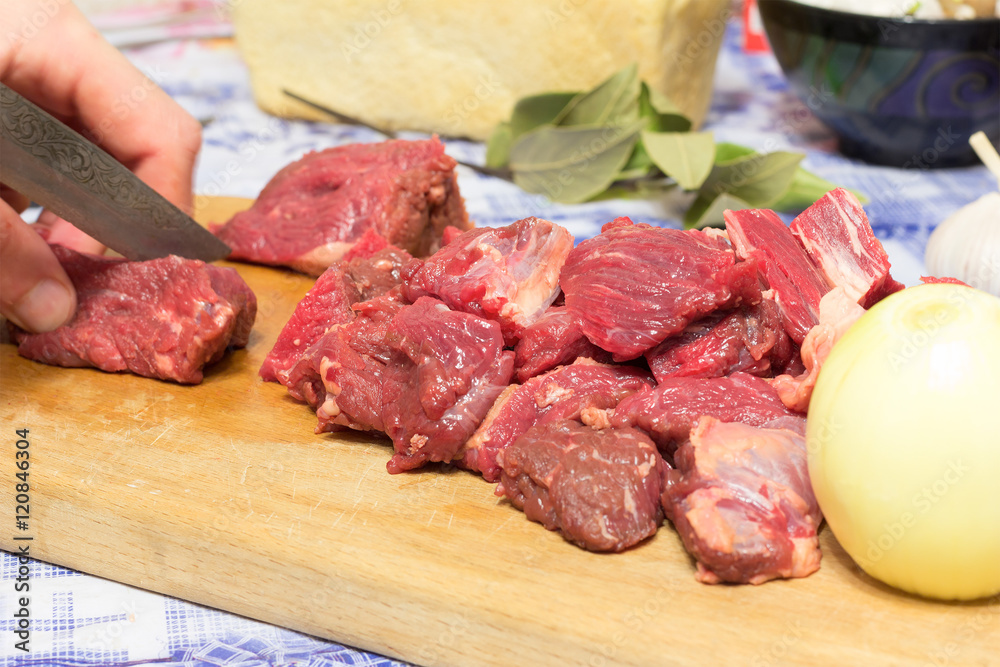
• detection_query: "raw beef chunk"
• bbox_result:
[771,287,865,412]
[920,275,969,286]
[724,208,831,345]
[315,289,407,432]
[610,372,804,455]
[260,245,413,395]
[380,297,515,473]
[402,216,572,344]
[643,298,792,382]
[560,217,760,361]
[662,417,822,584]
[790,188,904,308]
[459,359,654,481]
[259,266,359,384]
[211,137,470,275]
[513,306,612,382]
[345,246,415,303]
[497,420,665,552]
[12,245,256,384]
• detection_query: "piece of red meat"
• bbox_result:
[643,298,793,382]
[610,372,804,456]
[560,217,760,361]
[440,225,466,247]
[790,188,904,308]
[211,137,470,275]
[724,208,831,345]
[340,227,390,262]
[314,289,408,433]
[920,276,970,286]
[260,245,413,404]
[11,245,256,384]
[344,246,416,303]
[662,416,822,585]
[380,297,515,473]
[459,359,654,482]
[496,420,666,552]
[401,216,573,344]
[259,266,359,384]
[512,306,613,382]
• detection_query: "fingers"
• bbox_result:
[1,1,202,212]
[0,199,76,333]
[34,209,105,255]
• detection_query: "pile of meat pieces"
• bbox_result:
[263,188,902,585]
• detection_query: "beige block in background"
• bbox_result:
[233,0,732,140]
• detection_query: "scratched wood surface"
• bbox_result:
[1,197,997,666]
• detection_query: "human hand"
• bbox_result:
[1,0,202,332]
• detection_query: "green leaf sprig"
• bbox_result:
[485,64,864,228]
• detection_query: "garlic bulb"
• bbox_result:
[924,192,1000,297]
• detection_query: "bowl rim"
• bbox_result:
[758,0,1000,47]
[758,0,1000,25]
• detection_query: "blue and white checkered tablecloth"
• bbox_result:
[1,2,995,666]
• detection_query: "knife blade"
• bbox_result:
[0,82,230,263]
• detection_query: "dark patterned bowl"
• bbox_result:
[758,0,1000,168]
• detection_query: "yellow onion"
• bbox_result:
[807,283,1000,600]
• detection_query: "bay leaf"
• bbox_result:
[699,150,804,207]
[615,164,654,181]
[509,120,646,204]
[554,63,640,127]
[641,130,716,191]
[713,142,758,164]
[771,167,870,211]
[620,142,654,175]
[510,92,578,140]
[683,192,754,229]
[639,83,691,133]
[485,122,512,168]
[595,177,675,201]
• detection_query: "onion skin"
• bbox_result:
[807,283,1000,601]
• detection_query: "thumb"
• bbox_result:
[0,200,77,332]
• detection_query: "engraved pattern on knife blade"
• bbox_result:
[0,85,184,230]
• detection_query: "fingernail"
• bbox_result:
[9,279,75,333]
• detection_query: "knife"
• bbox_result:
[0,82,230,262]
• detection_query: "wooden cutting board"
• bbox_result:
[1,197,997,666]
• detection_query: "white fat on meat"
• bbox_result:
[770,286,865,413]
